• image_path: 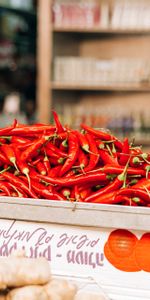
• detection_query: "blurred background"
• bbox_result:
[0,0,150,150]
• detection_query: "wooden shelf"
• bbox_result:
[53,25,150,35]
[51,82,150,92]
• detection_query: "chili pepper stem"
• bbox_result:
[9,183,22,198]
[10,157,19,172]
[23,168,31,191]
[0,166,11,174]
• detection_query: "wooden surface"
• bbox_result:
[0,197,149,231]
[36,0,150,141]
[53,26,150,34]
[37,0,52,124]
[52,82,150,92]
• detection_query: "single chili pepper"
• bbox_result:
[10,124,56,136]
[116,188,150,203]
[47,165,62,177]
[78,149,89,171]
[0,150,11,165]
[43,153,51,175]
[74,185,82,202]
[101,165,145,177]
[119,137,130,166]
[0,119,17,136]
[56,132,68,141]
[81,124,123,150]
[99,149,119,167]
[30,179,64,200]
[46,141,67,158]
[17,141,36,151]
[85,161,129,202]
[115,195,139,206]
[36,161,47,175]
[20,136,49,162]
[37,172,108,187]
[79,186,91,201]
[83,133,99,173]
[75,130,90,153]
[1,172,37,199]
[59,132,79,177]
[60,139,68,152]
[1,144,19,171]
[52,110,65,133]
[91,191,119,204]
[0,192,9,197]
[132,178,150,190]
[11,136,31,145]
[13,147,31,190]
[30,155,44,166]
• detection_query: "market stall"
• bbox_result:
[0,112,149,299]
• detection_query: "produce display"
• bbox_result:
[0,252,106,300]
[0,111,149,206]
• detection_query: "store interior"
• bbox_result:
[0,0,150,150]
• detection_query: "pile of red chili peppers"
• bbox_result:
[0,111,150,207]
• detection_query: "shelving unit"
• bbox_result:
[37,0,150,149]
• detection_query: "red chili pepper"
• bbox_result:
[85,163,128,202]
[75,130,90,153]
[1,144,18,171]
[37,172,108,187]
[30,155,44,166]
[0,119,17,136]
[59,132,79,177]
[132,178,150,190]
[83,133,99,173]
[20,136,49,161]
[59,139,68,152]
[30,179,64,200]
[11,136,31,145]
[79,186,91,201]
[46,141,67,158]
[101,165,145,177]
[10,124,56,136]
[119,137,130,166]
[78,149,89,170]
[116,188,150,203]
[114,195,139,206]
[43,153,51,175]
[0,138,8,145]
[52,110,65,133]
[129,156,143,168]
[13,147,31,190]
[36,161,47,175]
[0,150,11,165]
[81,124,123,150]
[1,172,37,199]
[47,165,62,177]
[91,191,118,204]
[99,149,119,167]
